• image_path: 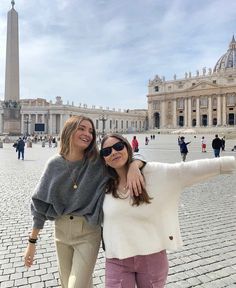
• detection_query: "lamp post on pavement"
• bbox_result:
[99,114,108,137]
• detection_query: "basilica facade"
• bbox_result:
[147,37,236,129]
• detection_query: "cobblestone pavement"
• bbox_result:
[1,134,236,288]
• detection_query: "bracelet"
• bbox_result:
[28,237,38,244]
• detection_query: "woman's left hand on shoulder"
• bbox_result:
[126,161,145,196]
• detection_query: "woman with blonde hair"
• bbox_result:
[24,116,144,288]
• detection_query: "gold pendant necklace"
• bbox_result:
[117,185,129,199]
[65,160,80,190]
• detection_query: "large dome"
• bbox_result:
[214,36,236,72]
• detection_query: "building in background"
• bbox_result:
[147,36,236,130]
[0,96,147,135]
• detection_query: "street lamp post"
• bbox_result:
[99,114,108,137]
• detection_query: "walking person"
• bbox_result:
[24,116,144,288]
[221,136,226,151]
[99,133,236,288]
[17,137,25,160]
[212,134,222,157]
[178,136,191,162]
[131,136,139,152]
[201,136,207,153]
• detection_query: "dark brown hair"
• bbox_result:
[101,133,152,206]
[59,115,98,160]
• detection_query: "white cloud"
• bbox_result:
[0,0,236,108]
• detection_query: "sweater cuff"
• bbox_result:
[33,216,45,230]
[220,156,236,174]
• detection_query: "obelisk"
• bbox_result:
[3,0,21,135]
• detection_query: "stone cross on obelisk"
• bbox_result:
[3,0,21,135]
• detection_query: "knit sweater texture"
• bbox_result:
[103,156,236,259]
[31,154,108,229]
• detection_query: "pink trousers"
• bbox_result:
[105,250,169,288]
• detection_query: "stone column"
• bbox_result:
[35,113,38,123]
[49,113,53,134]
[21,113,24,134]
[222,94,226,125]
[217,95,221,126]
[208,96,212,126]
[184,98,188,127]
[148,101,153,129]
[161,100,166,128]
[60,114,64,134]
[188,98,192,127]
[42,114,46,133]
[172,99,177,128]
[0,113,3,133]
[196,98,200,126]
[28,114,32,135]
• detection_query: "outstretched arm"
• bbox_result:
[180,156,236,187]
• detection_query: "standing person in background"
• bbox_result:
[17,137,25,160]
[178,136,191,162]
[145,136,149,145]
[201,136,207,153]
[221,136,226,151]
[24,116,145,288]
[131,136,139,152]
[212,134,222,157]
[100,133,236,288]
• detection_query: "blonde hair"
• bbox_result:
[59,115,98,159]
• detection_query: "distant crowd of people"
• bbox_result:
[12,134,59,160]
[177,134,230,161]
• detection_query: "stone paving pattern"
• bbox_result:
[0,134,236,288]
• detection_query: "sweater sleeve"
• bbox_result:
[132,153,146,163]
[179,156,236,188]
[30,157,57,229]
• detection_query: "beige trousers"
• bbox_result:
[54,215,101,288]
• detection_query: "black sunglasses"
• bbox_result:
[100,141,126,157]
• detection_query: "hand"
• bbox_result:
[126,161,145,196]
[24,243,36,268]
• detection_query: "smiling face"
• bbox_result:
[71,120,94,152]
[102,136,129,171]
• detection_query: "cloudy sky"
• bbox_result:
[0,0,236,110]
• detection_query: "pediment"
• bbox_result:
[186,80,221,91]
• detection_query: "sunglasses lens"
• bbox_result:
[101,141,125,157]
[101,147,112,157]
[113,142,125,151]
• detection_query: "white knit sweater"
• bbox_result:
[103,156,236,259]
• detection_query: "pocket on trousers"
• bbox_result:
[105,278,123,288]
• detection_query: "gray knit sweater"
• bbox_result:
[31,154,108,229]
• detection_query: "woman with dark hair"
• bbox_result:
[24,116,144,288]
[100,133,236,288]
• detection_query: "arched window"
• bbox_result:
[153,112,160,128]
